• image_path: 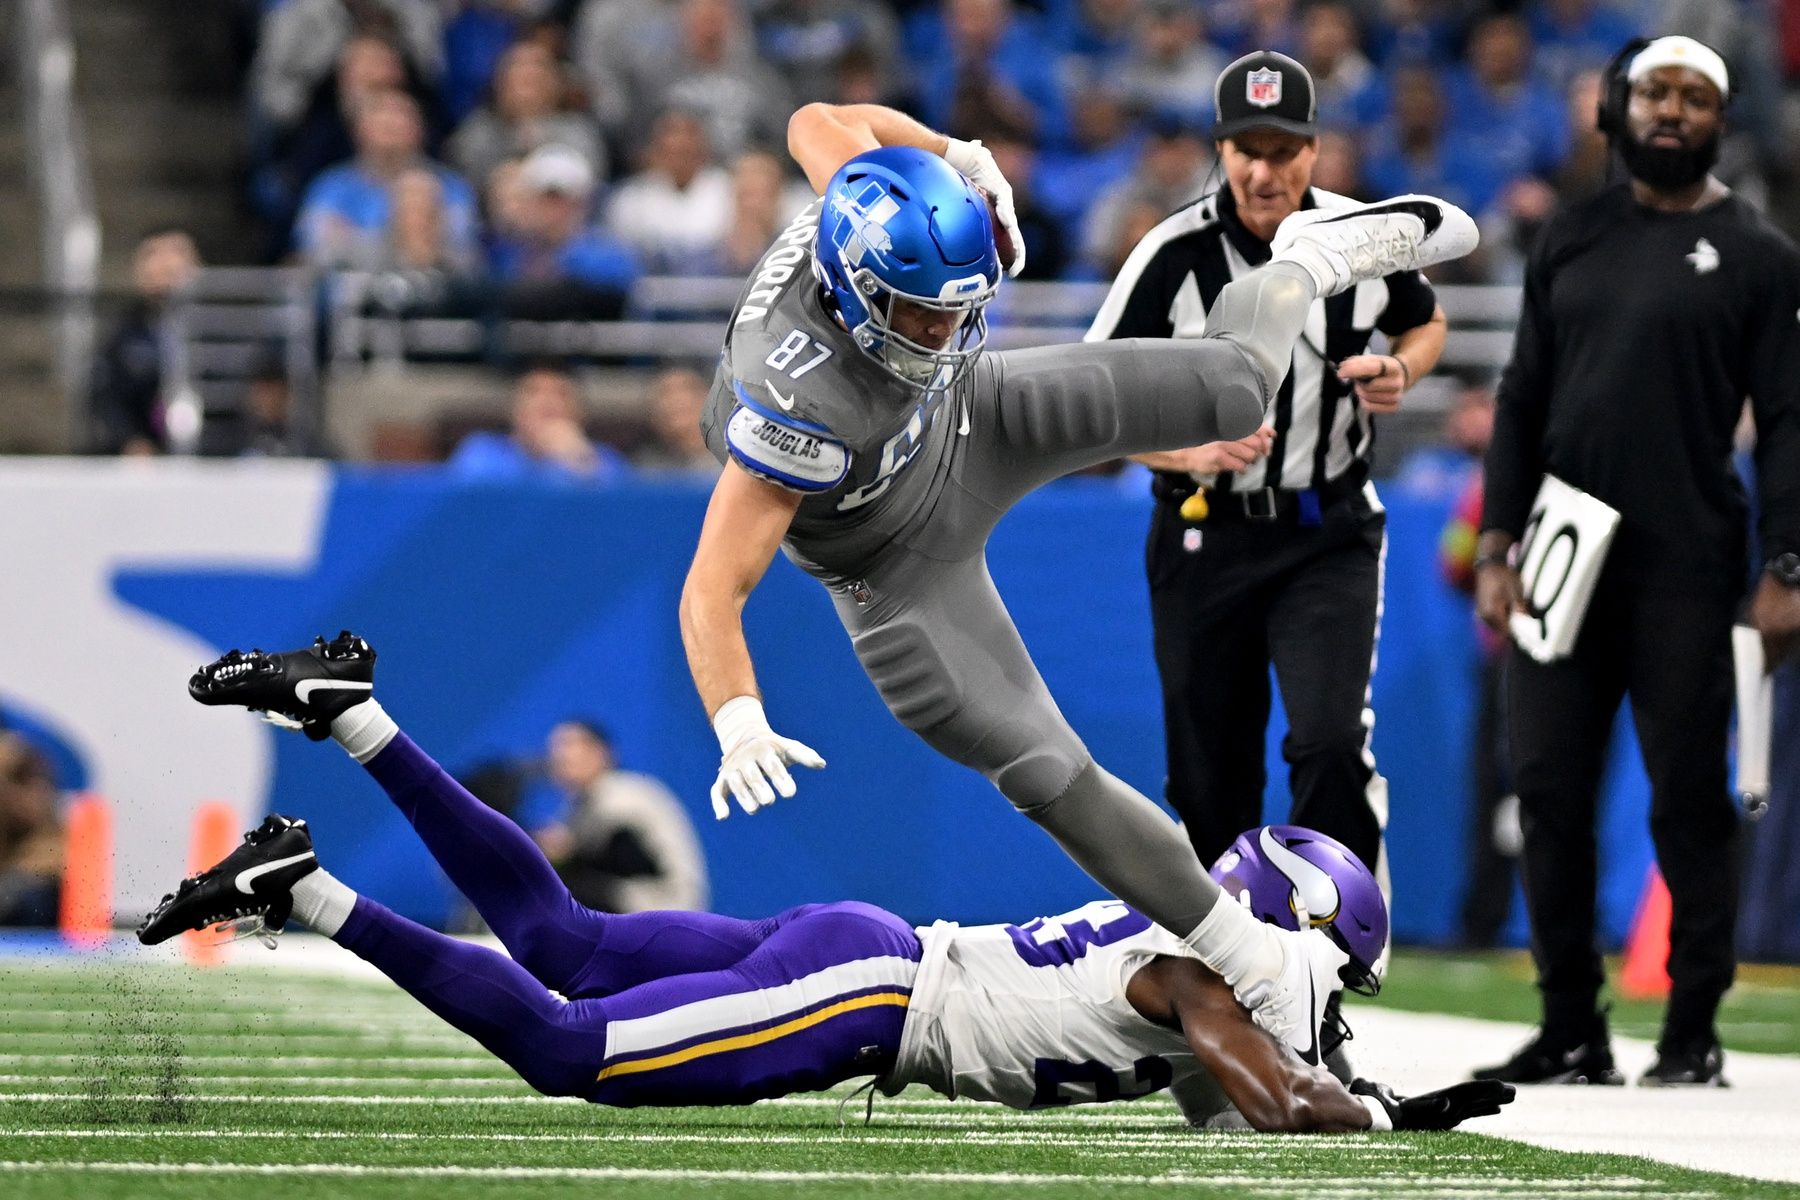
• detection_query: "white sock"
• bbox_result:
[1261,256,1327,302]
[289,867,357,937]
[1184,891,1281,989]
[331,699,399,764]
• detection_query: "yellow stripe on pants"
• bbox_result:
[596,991,911,1082]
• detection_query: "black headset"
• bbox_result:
[1595,37,1652,138]
[1596,36,1731,139]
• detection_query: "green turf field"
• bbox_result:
[2,949,1795,1199]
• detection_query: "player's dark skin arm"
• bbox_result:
[1126,956,1371,1132]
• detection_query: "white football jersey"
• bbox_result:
[882,900,1226,1110]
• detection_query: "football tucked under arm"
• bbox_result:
[979,187,1021,277]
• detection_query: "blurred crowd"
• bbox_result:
[0,734,61,928]
[232,0,1793,294]
[84,0,1795,464]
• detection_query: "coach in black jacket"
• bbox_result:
[1086,52,1447,910]
[1473,36,1800,1088]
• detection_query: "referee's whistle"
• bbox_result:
[1179,491,1210,522]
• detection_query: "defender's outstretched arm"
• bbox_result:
[1127,957,1513,1133]
[1126,957,1372,1133]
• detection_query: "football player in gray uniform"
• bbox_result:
[682,101,1478,1065]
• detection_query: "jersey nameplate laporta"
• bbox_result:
[734,203,820,327]
[725,381,851,493]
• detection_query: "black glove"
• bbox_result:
[1349,1077,1515,1131]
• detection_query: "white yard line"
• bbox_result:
[0,1128,1452,1154]
[0,1030,474,1046]
[0,1161,1698,1194]
[1348,1007,1800,1186]
[0,1053,501,1068]
[0,1075,530,1088]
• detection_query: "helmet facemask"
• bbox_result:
[811,149,1004,396]
[838,260,996,391]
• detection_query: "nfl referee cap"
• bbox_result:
[1213,51,1317,140]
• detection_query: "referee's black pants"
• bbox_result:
[1146,489,1387,877]
[1508,570,1740,1045]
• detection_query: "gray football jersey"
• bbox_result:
[703,199,971,582]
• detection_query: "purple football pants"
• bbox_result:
[332,733,921,1105]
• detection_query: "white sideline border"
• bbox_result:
[1349,1007,1800,1185]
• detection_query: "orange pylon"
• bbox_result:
[1618,865,1672,1000]
[182,802,240,967]
[59,793,114,948]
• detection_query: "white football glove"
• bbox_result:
[943,137,1026,278]
[709,696,826,820]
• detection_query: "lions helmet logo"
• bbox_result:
[830,181,902,269]
[1247,67,1283,108]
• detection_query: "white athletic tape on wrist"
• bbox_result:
[712,695,772,755]
[1358,1093,1394,1131]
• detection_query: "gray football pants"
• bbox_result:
[826,320,1289,936]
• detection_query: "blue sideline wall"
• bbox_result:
[6,462,1790,949]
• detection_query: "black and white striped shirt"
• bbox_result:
[1084,186,1436,495]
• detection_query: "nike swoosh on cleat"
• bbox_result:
[1317,199,1444,237]
[767,381,797,411]
[235,852,315,894]
[294,679,373,703]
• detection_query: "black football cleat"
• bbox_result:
[1472,1016,1624,1086]
[138,815,317,946]
[189,631,375,740]
[1640,1038,1728,1088]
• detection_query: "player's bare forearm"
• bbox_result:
[680,462,803,716]
[1128,958,1369,1133]
[788,103,950,193]
[680,597,757,721]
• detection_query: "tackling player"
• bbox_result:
[680,100,1479,1062]
[139,633,1511,1133]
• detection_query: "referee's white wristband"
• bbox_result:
[712,695,771,755]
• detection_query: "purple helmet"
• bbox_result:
[1209,824,1389,994]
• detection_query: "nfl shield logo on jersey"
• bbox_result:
[1246,67,1282,107]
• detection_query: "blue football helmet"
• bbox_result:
[814,146,1002,390]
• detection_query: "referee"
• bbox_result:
[1472,36,1800,1088]
[1086,52,1447,898]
